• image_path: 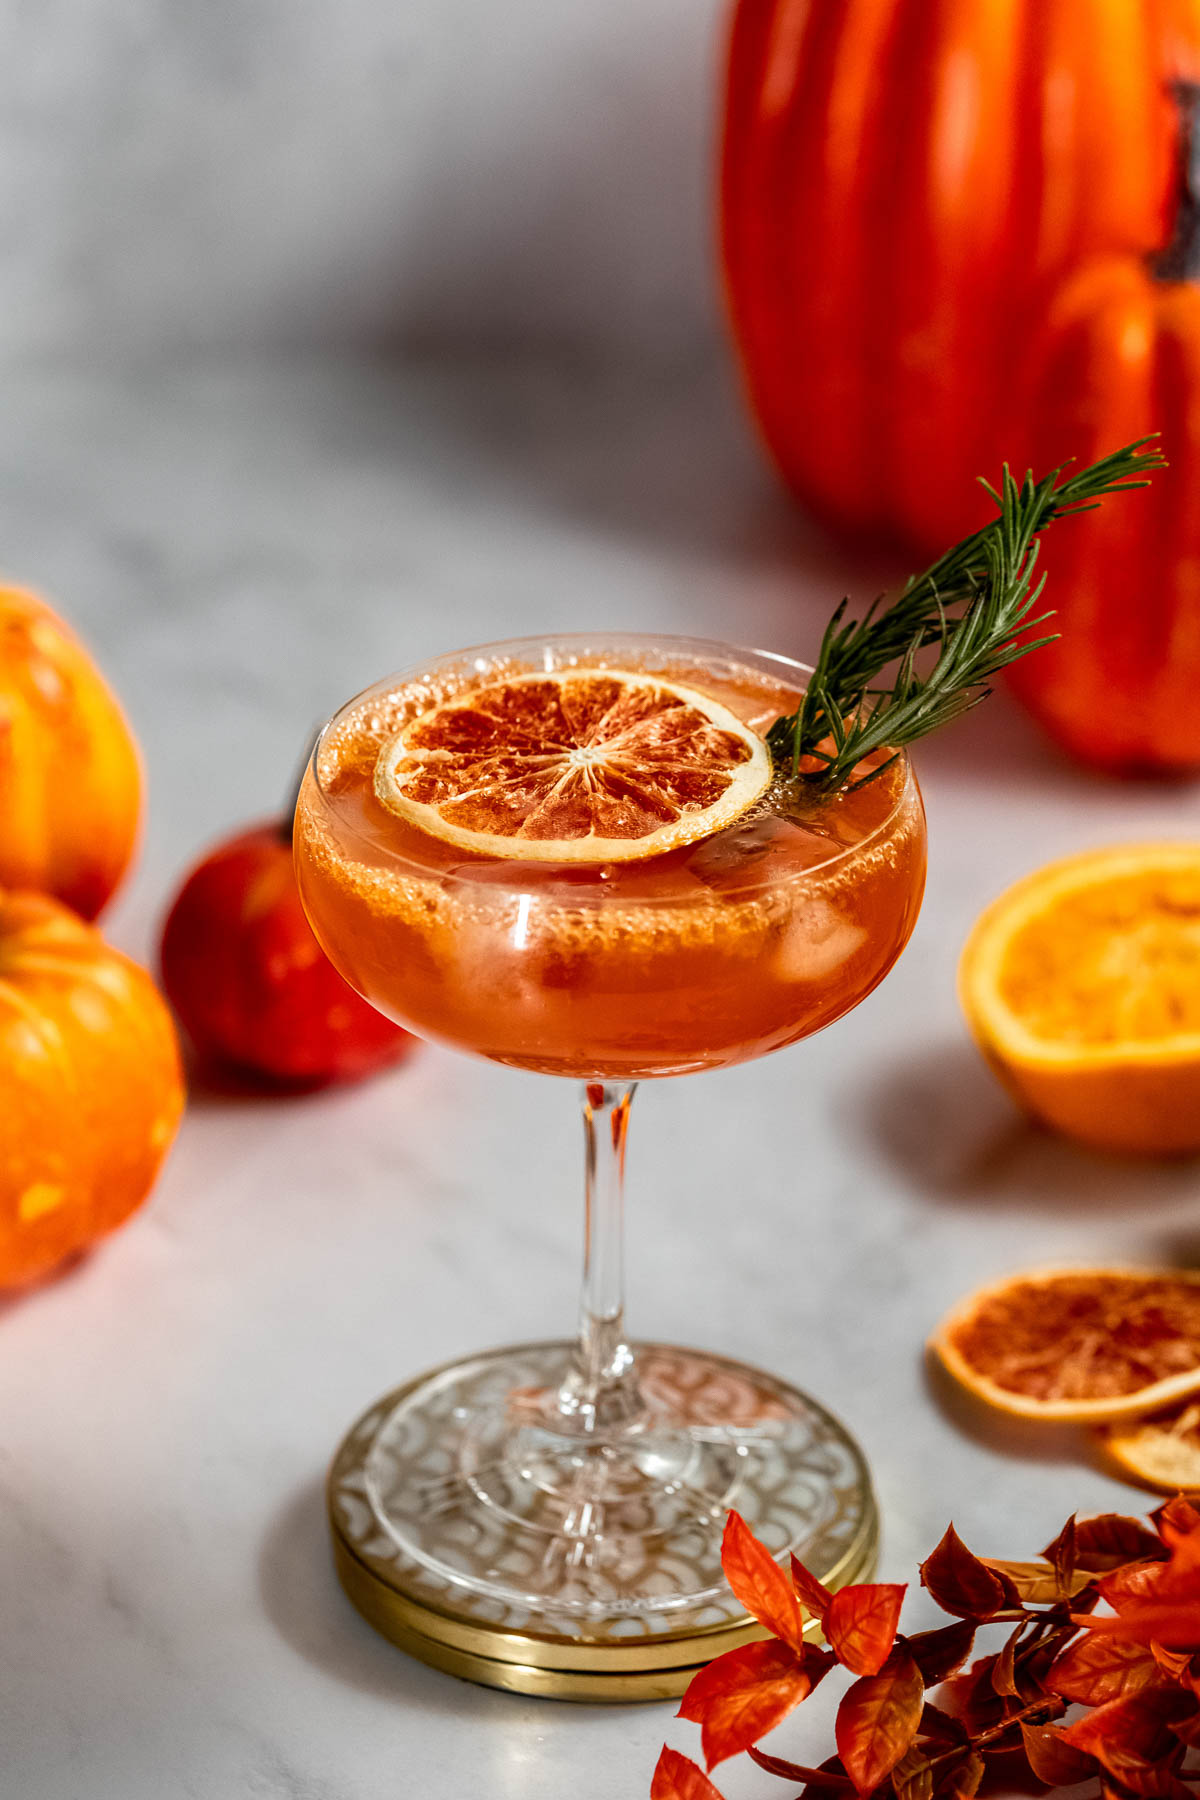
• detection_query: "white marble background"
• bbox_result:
[0,0,723,361]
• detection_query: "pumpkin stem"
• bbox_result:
[1155,81,1200,283]
[280,728,322,845]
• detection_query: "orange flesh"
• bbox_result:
[949,1275,1200,1403]
[386,673,760,847]
[998,870,1200,1047]
[294,654,926,1079]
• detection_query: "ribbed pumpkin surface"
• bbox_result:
[721,0,1194,548]
[0,587,141,918]
[0,892,183,1285]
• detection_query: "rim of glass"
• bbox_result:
[305,631,918,896]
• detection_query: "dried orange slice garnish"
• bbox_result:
[959,844,1200,1155]
[374,669,772,862]
[1099,1400,1200,1492]
[931,1267,1200,1423]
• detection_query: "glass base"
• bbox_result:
[328,1341,876,1662]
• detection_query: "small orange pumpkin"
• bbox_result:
[1007,103,1200,773]
[0,587,142,918]
[0,891,184,1286]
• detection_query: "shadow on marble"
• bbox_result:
[180,1053,341,1106]
[260,1476,519,1715]
[178,1044,413,1113]
[0,1245,95,1320]
[300,355,903,606]
[923,1348,1103,1475]
[854,1042,1200,1218]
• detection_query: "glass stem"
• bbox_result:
[555,1081,645,1436]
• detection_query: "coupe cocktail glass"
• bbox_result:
[295,633,926,1647]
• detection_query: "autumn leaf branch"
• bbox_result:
[654,1498,1200,1800]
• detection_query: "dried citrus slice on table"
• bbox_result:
[959,843,1200,1154]
[931,1267,1200,1422]
[374,669,772,861]
[1099,1399,1200,1491]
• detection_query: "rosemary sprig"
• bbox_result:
[767,438,1166,790]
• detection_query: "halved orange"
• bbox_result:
[1099,1400,1200,1492]
[931,1267,1200,1423]
[959,843,1200,1155]
[374,668,772,862]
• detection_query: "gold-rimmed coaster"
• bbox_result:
[327,1345,880,1702]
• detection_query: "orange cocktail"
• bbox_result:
[295,638,925,1079]
[299,633,926,1667]
[295,440,1162,1686]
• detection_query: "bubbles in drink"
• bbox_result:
[295,643,927,1077]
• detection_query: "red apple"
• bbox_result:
[160,821,414,1086]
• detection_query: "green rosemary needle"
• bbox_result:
[767,438,1166,791]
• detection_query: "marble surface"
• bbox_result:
[0,0,722,362]
[1,355,1198,1800]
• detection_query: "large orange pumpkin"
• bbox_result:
[0,587,142,918]
[1005,250,1200,772]
[721,0,1198,550]
[0,891,184,1286]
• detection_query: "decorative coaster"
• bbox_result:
[327,1340,879,1701]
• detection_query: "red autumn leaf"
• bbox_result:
[651,1747,725,1800]
[907,1620,976,1686]
[824,1583,906,1677]
[678,1637,813,1770]
[990,1622,1024,1699]
[942,1749,984,1800]
[1041,1514,1078,1588]
[890,1745,933,1800]
[1060,1687,1195,1771]
[1047,1631,1161,1704]
[1091,1745,1193,1800]
[791,1553,834,1623]
[1152,1643,1194,1679]
[720,1513,805,1649]
[1085,1534,1200,1646]
[1171,1708,1200,1747]
[1075,1514,1166,1571]
[1019,1720,1097,1787]
[935,1660,1000,1737]
[1157,1518,1200,1572]
[1100,1559,1170,1607]
[1021,1630,1080,1696]
[979,1556,1089,1603]
[834,1646,924,1796]
[1153,1496,1200,1545]
[920,1526,1011,1618]
[918,1701,968,1746]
